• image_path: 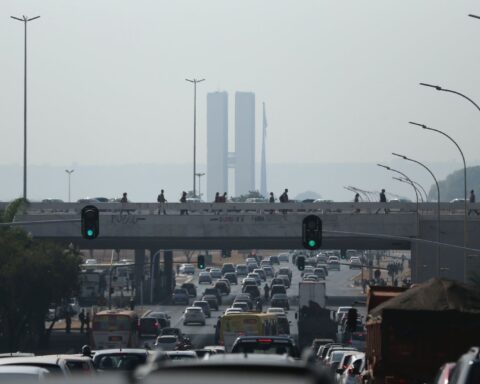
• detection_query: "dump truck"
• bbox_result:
[365,278,480,384]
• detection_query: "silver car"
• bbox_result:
[183,307,206,326]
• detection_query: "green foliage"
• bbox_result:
[428,166,480,202]
[231,190,265,202]
[2,198,28,223]
[0,227,82,351]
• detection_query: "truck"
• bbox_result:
[297,281,336,349]
[365,278,480,384]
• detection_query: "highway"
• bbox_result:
[138,259,364,349]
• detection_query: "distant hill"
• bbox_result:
[428,166,480,202]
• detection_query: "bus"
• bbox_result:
[91,310,139,350]
[79,270,106,306]
[216,313,279,352]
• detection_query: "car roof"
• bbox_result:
[186,307,202,310]
[93,348,148,356]
[0,366,50,375]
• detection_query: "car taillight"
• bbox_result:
[257,338,273,343]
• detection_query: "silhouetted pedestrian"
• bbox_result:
[269,192,275,203]
[221,192,227,202]
[376,189,388,214]
[180,191,188,215]
[79,309,86,333]
[469,190,479,216]
[157,189,167,214]
[65,311,72,333]
[120,192,128,203]
[85,312,90,332]
[354,193,360,203]
[214,192,220,203]
[279,189,289,203]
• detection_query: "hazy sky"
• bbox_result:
[2,1,480,200]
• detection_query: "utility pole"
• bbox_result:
[65,169,74,202]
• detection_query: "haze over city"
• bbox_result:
[2,0,480,201]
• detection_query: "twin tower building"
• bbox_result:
[206,91,267,202]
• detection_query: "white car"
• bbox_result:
[0,366,50,380]
[183,307,206,325]
[0,355,95,377]
[266,307,286,316]
[165,351,198,360]
[225,308,243,315]
[154,335,179,351]
[179,264,195,275]
[85,259,97,265]
[339,352,366,384]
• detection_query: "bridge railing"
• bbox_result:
[1,201,477,216]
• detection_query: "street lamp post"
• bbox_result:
[186,78,205,198]
[11,15,40,200]
[392,177,424,203]
[409,121,467,278]
[378,163,423,280]
[195,172,205,200]
[392,152,441,273]
[65,169,74,202]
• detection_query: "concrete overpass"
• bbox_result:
[3,201,480,288]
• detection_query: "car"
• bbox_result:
[234,294,253,309]
[192,300,211,318]
[349,258,362,270]
[301,266,315,277]
[278,253,290,263]
[242,277,257,286]
[253,268,267,281]
[335,351,357,382]
[203,287,222,304]
[327,257,341,271]
[85,258,97,265]
[93,348,149,371]
[202,295,219,311]
[0,355,95,376]
[303,275,319,282]
[198,272,213,284]
[147,311,171,327]
[277,274,291,288]
[317,264,329,276]
[179,264,195,275]
[172,288,189,305]
[221,263,236,275]
[260,260,271,268]
[183,307,206,326]
[313,268,326,279]
[210,268,222,279]
[231,336,299,357]
[270,256,280,265]
[0,366,50,380]
[270,284,287,296]
[242,284,260,300]
[231,301,249,312]
[214,280,230,295]
[235,264,248,276]
[276,315,291,335]
[246,257,257,264]
[218,278,231,289]
[224,272,238,285]
[225,308,243,315]
[271,293,289,310]
[262,266,274,278]
[339,352,366,384]
[247,273,261,285]
[247,263,258,273]
[154,335,180,351]
[181,283,197,298]
[277,267,292,280]
[138,317,161,337]
[266,307,286,316]
[270,278,286,288]
[165,351,198,360]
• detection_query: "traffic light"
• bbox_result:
[346,308,358,332]
[197,255,206,269]
[302,215,322,250]
[81,205,99,239]
[296,255,306,271]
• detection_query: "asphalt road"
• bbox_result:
[139,258,364,349]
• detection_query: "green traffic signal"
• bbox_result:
[197,255,206,269]
[81,205,99,240]
[308,240,316,248]
[302,215,322,250]
[87,229,94,237]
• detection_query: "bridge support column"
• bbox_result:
[149,249,161,303]
[164,250,173,303]
[134,249,146,304]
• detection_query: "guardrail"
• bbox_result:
[1,201,477,216]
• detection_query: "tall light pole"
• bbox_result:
[195,172,205,200]
[11,15,40,200]
[420,82,480,113]
[392,177,424,203]
[65,169,74,202]
[377,163,423,279]
[409,121,468,263]
[186,78,205,197]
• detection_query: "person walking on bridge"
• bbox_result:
[180,191,188,215]
[157,189,167,215]
[279,189,289,214]
[376,189,389,214]
[469,189,479,216]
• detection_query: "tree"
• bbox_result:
[231,190,265,202]
[0,200,82,351]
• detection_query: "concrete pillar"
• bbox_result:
[134,249,146,303]
[164,250,173,303]
[149,249,161,303]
